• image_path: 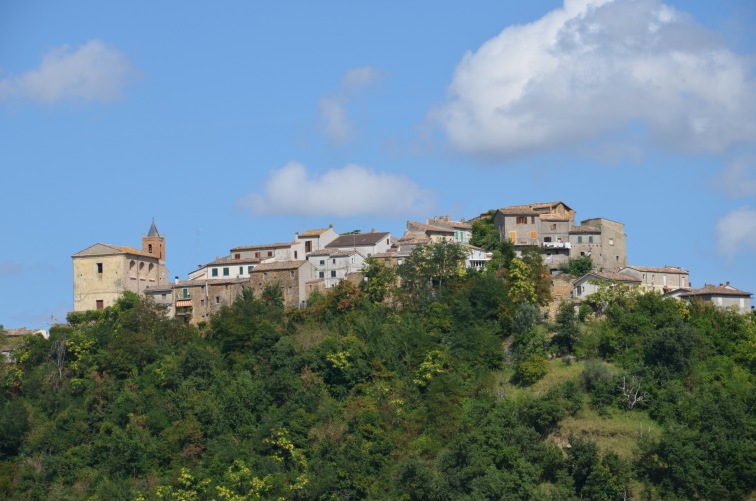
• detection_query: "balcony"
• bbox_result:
[543,241,571,249]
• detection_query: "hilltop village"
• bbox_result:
[71,201,753,322]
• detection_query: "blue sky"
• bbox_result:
[1,0,755,328]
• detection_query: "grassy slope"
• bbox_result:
[491,359,661,459]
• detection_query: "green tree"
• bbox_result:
[360,257,397,304]
[470,210,500,251]
[559,256,593,277]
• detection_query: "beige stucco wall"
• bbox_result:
[73,252,166,312]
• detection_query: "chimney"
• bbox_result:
[174,276,179,284]
[329,223,333,228]
[371,228,375,233]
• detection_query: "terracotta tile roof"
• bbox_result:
[570,225,600,234]
[145,278,249,290]
[539,213,570,221]
[308,249,363,258]
[297,228,332,238]
[500,201,574,214]
[407,221,454,233]
[679,284,752,297]
[206,255,263,266]
[72,243,154,259]
[580,270,642,283]
[497,206,539,216]
[371,251,398,258]
[110,245,157,259]
[250,260,308,272]
[397,234,430,245]
[462,243,491,253]
[625,266,688,274]
[326,232,390,248]
[230,241,296,252]
[428,218,472,230]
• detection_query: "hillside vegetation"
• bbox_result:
[1,243,754,500]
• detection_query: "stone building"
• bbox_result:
[569,218,627,271]
[427,216,472,244]
[307,249,366,289]
[620,266,688,293]
[72,221,169,312]
[144,278,249,324]
[572,270,642,299]
[677,283,753,314]
[249,260,317,309]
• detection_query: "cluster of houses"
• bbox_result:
[70,202,753,325]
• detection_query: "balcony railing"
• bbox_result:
[543,241,571,248]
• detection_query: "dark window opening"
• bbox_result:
[96,262,103,274]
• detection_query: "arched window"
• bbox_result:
[139,262,145,280]
[148,244,153,253]
[148,263,156,281]
[129,260,136,279]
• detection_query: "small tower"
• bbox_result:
[142,219,166,263]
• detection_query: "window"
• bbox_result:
[200,299,205,305]
[148,244,153,253]
[263,272,268,280]
[609,238,614,246]
[544,237,552,242]
[223,267,229,276]
[588,236,593,244]
[331,270,336,278]
[239,266,243,275]
[305,241,312,253]
[255,252,261,258]
[550,224,556,230]
[212,268,218,277]
[96,262,103,274]
[320,260,325,265]
[287,286,292,295]
[578,236,583,243]
[531,216,535,224]
[267,251,273,257]
[216,296,220,304]
[530,231,537,239]
[516,216,527,224]
[182,288,189,299]
[509,231,516,243]
[319,271,324,278]
[248,266,254,273]
[290,270,295,278]
[294,251,298,259]
[332,258,336,264]
[96,299,104,310]
[234,253,240,259]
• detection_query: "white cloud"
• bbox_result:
[435,0,756,159]
[0,39,134,103]
[716,154,756,198]
[715,206,756,257]
[319,66,382,144]
[237,162,434,217]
